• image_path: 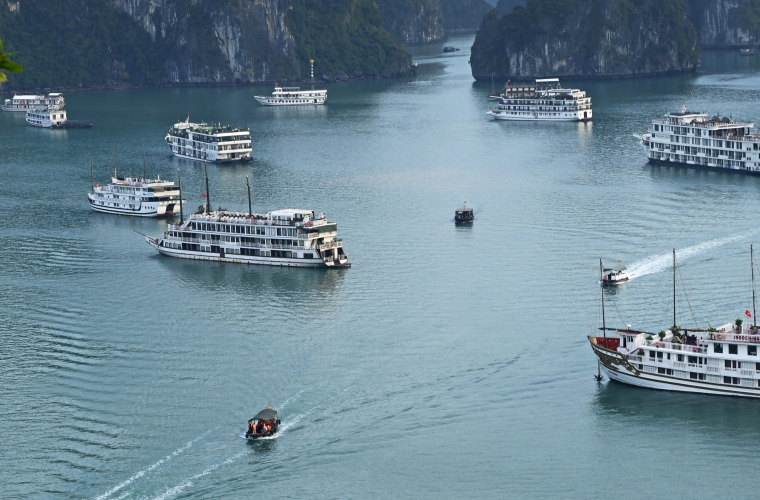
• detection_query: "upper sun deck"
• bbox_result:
[657,111,754,129]
[108,177,177,189]
[169,120,249,137]
[181,209,332,229]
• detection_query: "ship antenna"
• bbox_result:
[246,175,252,218]
[204,160,211,214]
[673,249,677,328]
[90,156,94,194]
[753,244,757,326]
[177,167,184,224]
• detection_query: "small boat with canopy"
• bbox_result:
[454,201,474,224]
[245,406,281,440]
[600,260,629,285]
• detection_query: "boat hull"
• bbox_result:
[88,196,177,217]
[488,111,591,122]
[254,96,326,106]
[169,151,251,163]
[590,338,760,398]
[146,237,350,268]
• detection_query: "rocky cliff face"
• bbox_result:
[688,0,760,47]
[471,0,700,80]
[375,0,444,44]
[113,0,301,83]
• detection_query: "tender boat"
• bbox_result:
[590,247,760,398]
[454,201,474,223]
[600,260,628,284]
[254,85,327,106]
[442,46,460,53]
[246,407,281,440]
[740,48,756,56]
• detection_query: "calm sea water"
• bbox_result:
[5,35,760,498]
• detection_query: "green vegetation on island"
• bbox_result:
[285,0,412,78]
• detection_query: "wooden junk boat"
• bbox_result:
[454,201,474,223]
[245,407,281,440]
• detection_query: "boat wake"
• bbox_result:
[626,231,756,281]
[148,450,250,500]
[94,430,212,500]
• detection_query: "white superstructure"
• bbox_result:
[487,78,591,121]
[88,176,182,217]
[254,86,327,106]
[2,93,64,112]
[639,105,760,173]
[165,118,252,163]
[145,209,350,268]
[26,108,67,128]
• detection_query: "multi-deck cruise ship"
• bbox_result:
[2,93,64,112]
[590,248,760,398]
[145,208,349,267]
[165,118,252,163]
[88,176,182,217]
[487,78,592,121]
[254,86,327,106]
[26,108,67,128]
[639,105,760,174]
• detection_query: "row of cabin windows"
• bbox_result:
[713,343,757,355]
[188,222,299,237]
[641,366,760,386]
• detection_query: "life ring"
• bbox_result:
[305,221,311,227]
[655,342,660,348]
[692,346,698,352]
[717,334,724,340]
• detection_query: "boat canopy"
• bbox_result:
[249,409,278,422]
[456,208,473,213]
[603,264,626,272]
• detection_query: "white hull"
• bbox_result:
[1,106,27,112]
[147,237,336,268]
[88,192,179,218]
[591,340,760,398]
[254,96,326,106]
[488,111,590,122]
[170,151,250,163]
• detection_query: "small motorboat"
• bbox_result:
[600,260,629,285]
[740,48,756,56]
[442,46,460,53]
[454,201,474,223]
[245,406,281,440]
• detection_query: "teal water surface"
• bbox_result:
[5,36,760,498]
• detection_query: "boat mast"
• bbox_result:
[246,175,252,217]
[143,152,147,182]
[90,156,94,194]
[600,259,606,340]
[204,160,211,214]
[177,168,184,224]
[114,147,118,179]
[753,244,757,326]
[673,248,677,328]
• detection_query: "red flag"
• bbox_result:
[746,310,752,318]
[202,193,207,198]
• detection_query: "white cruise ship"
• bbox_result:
[487,78,591,121]
[254,86,327,106]
[639,105,760,173]
[2,93,64,112]
[26,108,67,128]
[88,176,182,217]
[145,208,350,268]
[165,118,252,163]
[590,248,760,398]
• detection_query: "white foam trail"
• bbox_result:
[149,450,250,500]
[626,231,756,281]
[94,430,211,500]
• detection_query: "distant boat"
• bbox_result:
[740,48,756,56]
[254,85,327,106]
[454,201,473,223]
[442,46,460,53]
[599,260,629,285]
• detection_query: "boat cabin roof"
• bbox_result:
[269,209,313,219]
[456,208,473,213]
[13,95,43,100]
[603,264,626,272]
[249,409,277,422]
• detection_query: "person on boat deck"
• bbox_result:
[256,420,264,434]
